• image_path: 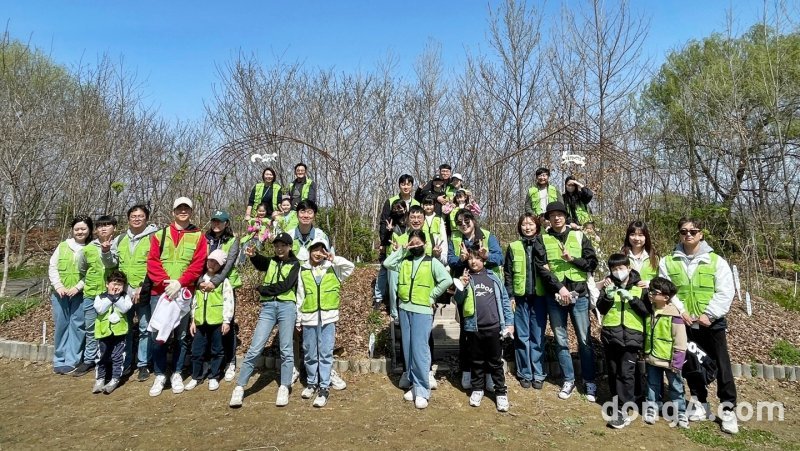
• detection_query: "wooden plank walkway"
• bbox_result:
[0,278,44,298]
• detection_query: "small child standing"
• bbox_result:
[454,242,514,412]
[296,239,355,407]
[644,277,688,428]
[92,270,133,394]
[272,197,299,235]
[596,254,651,429]
[186,249,235,391]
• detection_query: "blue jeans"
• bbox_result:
[547,294,595,383]
[192,324,224,380]
[150,295,191,376]
[124,300,152,370]
[514,295,548,382]
[373,265,388,302]
[50,292,84,367]
[647,364,686,414]
[237,301,296,387]
[399,308,432,399]
[387,269,399,318]
[302,322,335,389]
[81,296,98,363]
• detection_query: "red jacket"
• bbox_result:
[146,223,208,296]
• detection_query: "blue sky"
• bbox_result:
[2,1,766,122]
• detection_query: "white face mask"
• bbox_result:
[612,269,629,282]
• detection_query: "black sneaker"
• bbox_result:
[71,362,95,377]
[519,379,532,389]
[532,380,544,390]
[137,367,151,382]
[608,412,632,429]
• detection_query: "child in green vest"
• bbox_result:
[643,277,688,428]
[596,253,650,429]
[296,239,355,407]
[272,197,299,235]
[186,249,234,392]
[75,215,118,377]
[92,270,132,394]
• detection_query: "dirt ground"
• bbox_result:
[0,359,798,450]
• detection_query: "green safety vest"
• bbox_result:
[663,253,719,317]
[154,229,203,280]
[95,304,129,338]
[528,185,559,216]
[84,244,114,297]
[56,241,81,288]
[388,195,420,209]
[508,240,544,297]
[397,257,435,307]
[424,216,442,244]
[541,231,587,282]
[451,229,503,280]
[286,178,313,203]
[118,234,151,288]
[461,283,478,318]
[631,256,658,282]
[219,238,242,288]
[393,228,432,257]
[601,286,645,332]
[645,313,674,362]
[193,284,225,325]
[574,202,591,225]
[278,212,298,233]
[299,266,341,313]
[261,260,297,302]
[447,207,462,234]
[254,182,282,212]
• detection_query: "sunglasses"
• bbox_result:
[457,219,471,227]
[679,229,701,236]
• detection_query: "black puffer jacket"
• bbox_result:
[597,269,651,349]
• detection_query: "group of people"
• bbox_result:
[47,161,740,434]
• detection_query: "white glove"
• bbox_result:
[165,280,182,299]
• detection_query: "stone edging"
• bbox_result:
[1,339,797,381]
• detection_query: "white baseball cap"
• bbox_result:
[172,196,193,210]
[451,173,463,181]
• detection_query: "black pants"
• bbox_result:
[685,325,737,408]
[97,335,126,380]
[466,327,507,395]
[222,320,238,369]
[192,324,224,380]
[605,344,638,406]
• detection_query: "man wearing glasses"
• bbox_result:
[659,217,738,435]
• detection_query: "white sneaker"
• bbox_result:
[276,385,290,406]
[687,399,709,422]
[224,363,236,382]
[399,372,411,389]
[429,371,438,390]
[149,375,166,397]
[644,405,657,424]
[485,374,495,393]
[496,395,509,412]
[585,382,597,402]
[291,367,300,386]
[330,370,347,390]
[103,378,120,394]
[558,381,575,400]
[184,379,199,391]
[92,379,105,394]
[461,371,472,390]
[414,397,428,409]
[229,385,244,407]
[720,410,739,434]
[301,385,317,399]
[170,373,185,394]
[208,379,220,391]
[469,390,484,407]
[313,388,329,408]
[403,389,415,401]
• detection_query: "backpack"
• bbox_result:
[681,341,718,385]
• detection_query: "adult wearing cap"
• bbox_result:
[201,209,242,382]
[230,232,300,408]
[245,167,283,220]
[525,167,562,217]
[287,199,330,263]
[286,163,317,210]
[375,175,420,307]
[146,196,208,397]
[532,201,598,401]
[448,173,466,200]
